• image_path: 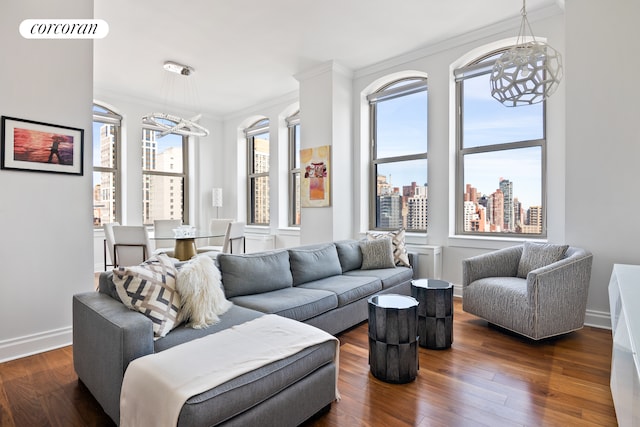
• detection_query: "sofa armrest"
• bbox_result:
[73,291,155,422]
[407,251,419,279]
[462,245,523,287]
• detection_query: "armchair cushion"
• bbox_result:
[516,242,569,278]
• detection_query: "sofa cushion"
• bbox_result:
[111,253,181,338]
[155,305,264,352]
[360,238,396,270]
[344,266,414,290]
[367,228,411,267]
[335,240,363,272]
[218,250,293,298]
[516,241,569,278]
[288,244,342,286]
[178,340,336,426]
[298,275,382,307]
[229,287,338,322]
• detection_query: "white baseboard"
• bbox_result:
[0,327,72,363]
[584,309,611,330]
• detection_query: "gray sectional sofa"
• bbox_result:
[73,239,416,426]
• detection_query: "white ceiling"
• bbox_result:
[94,0,558,118]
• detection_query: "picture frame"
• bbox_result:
[1,116,84,175]
[301,145,331,207]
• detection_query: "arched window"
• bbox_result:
[287,111,300,227]
[245,118,270,225]
[454,48,546,236]
[92,103,121,227]
[368,77,428,232]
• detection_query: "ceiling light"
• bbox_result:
[490,0,563,107]
[163,61,193,76]
[144,61,210,137]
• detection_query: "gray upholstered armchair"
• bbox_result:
[462,243,593,340]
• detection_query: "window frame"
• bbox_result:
[92,103,122,227]
[454,48,547,238]
[368,77,429,232]
[245,118,270,226]
[141,124,189,225]
[287,112,300,227]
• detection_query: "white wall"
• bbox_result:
[0,0,94,361]
[564,0,640,326]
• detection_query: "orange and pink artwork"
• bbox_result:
[301,145,330,207]
[12,128,74,165]
[1,116,84,175]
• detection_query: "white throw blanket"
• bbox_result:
[120,314,340,427]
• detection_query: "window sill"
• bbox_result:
[447,234,548,250]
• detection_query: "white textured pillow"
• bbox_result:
[367,228,411,267]
[177,255,232,329]
[112,253,181,338]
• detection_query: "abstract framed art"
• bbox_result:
[301,145,330,207]
[1,116,84,175]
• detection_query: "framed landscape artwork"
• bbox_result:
[1,116,84,175]
[301,145,330,207]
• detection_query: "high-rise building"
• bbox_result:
[490,189,504,232]
[377,193,402,229]
[499,178,514,232]
[523,205,543,234]
[406,186,428,230]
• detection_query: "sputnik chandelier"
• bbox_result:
[490,0,563,107]
[142,61,210,137]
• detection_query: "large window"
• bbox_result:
[246,118,270,225]
[92,104,121,227]
[287,112,300,227]
[368,78,428,232]
[141,122,188,225]
[455,50,546,236]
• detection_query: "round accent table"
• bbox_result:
[411,279,453,350]
[368,294,419,383]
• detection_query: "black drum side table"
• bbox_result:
[411,279,453,350]
[368,294,419,383]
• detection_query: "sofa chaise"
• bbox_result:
[73,239,416,426]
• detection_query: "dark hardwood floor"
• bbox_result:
[0,298,617,426]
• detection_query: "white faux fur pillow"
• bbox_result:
[176,255,232,329]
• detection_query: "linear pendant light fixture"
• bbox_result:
[490,0,563,107]
[142,60,210,137]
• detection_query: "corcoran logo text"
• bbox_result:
[20,19,109,39]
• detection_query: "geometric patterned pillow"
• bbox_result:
[112,253,181,338]
[367,228,411,267]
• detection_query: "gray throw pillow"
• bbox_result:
[288,244,342,285]
[516,241,569,278]
[360,238,396,270]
